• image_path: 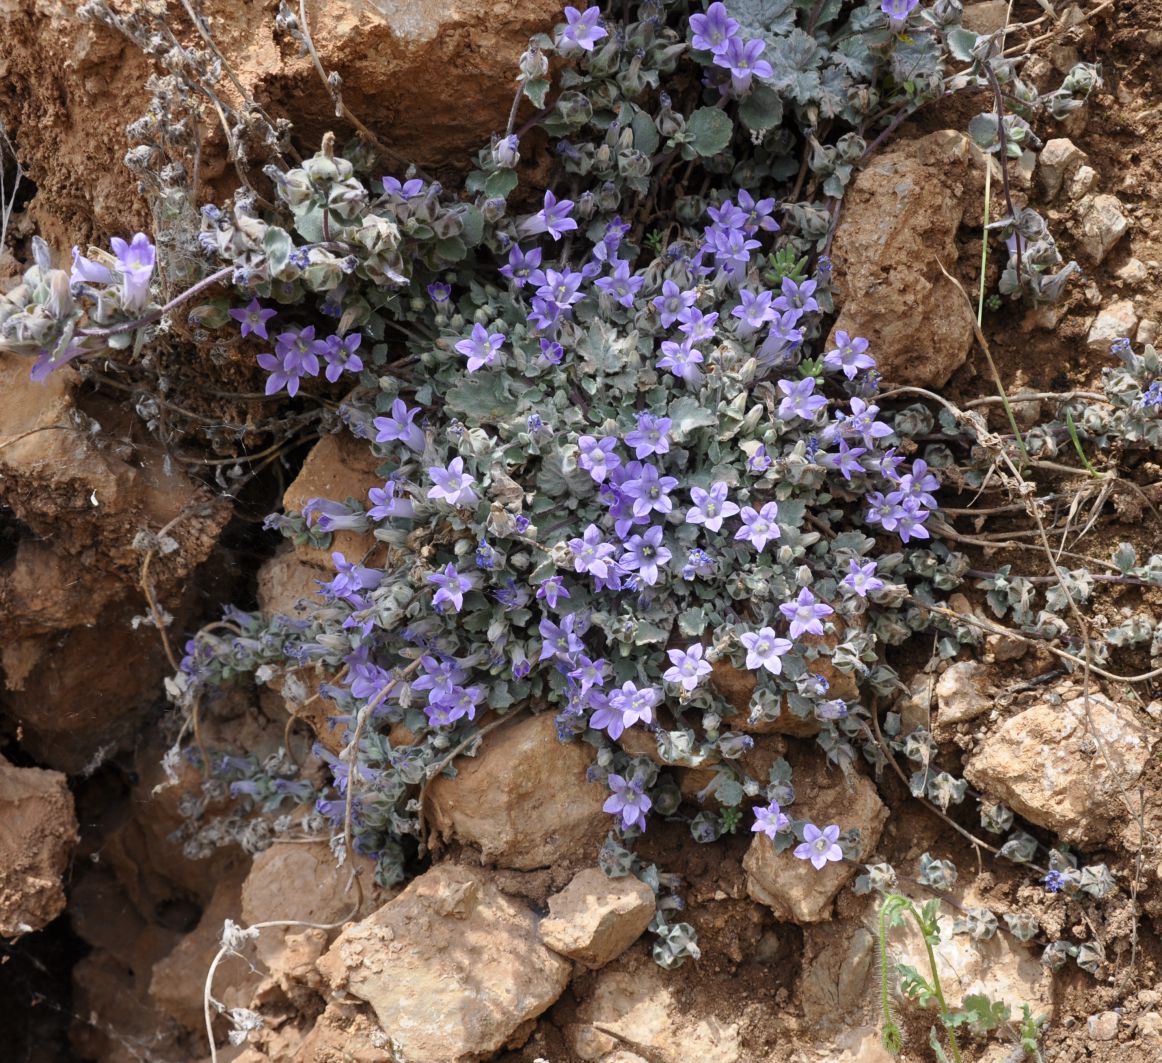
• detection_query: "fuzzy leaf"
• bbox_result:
[738,82,784,131]
[687,107,734,157]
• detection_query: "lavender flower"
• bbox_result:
[686,482,740,532]
[229,298,278,340]
[823,331,875,379]
[622,464,679,519]
[454,323,506,372]
[653,280,697,327]
[1043,869,1067,894]
[322,333,363,382]
[657,338,706,385]
[569,654,608,696]
[624,412,672,459]
[500,244,543,287]
[593,682,659,739]
[735,501,780,552]
[257,327,321,397]
[777,377,828,421]
[568,524,619,581]
[383,176,425,198]
[739,627,792,674]
[677,306,718,343]
[841,558,884,598]
[427,281,452,305]
[559,5,608,52]
[664,643,712,691]
[737,189,779,234]
[881,0,920,32]
[518,189,578,241]
[373,398,426,453]
[577,435,622,483]
[427,457,479,507]
[110,232,156,311]
[689,2,739,54]
[794,823,844,869]
[539,615,584,662]
[427,563,476,613]
[620,526,672,585]
[367,481,415,520]
[595,259,645,308]
[752,802,789,840]
[70,247,113,287]
[536,576,570,610]
[779,587,834,639]
[774,276,819,315]
[731,288,776,334]
[603,773,652,831]
[713,37,773,96]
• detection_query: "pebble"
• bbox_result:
[1087,1010,1119,1041]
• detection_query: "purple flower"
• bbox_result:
[1043,869,1067,894]
[303,498,368,534]
[539,614,584,663]
[383,176,425,199]
[560,5,608,52]
[367,480,415,521]
[841,558,884,598]
[777,377,828,421]
[620,526,672,586]
[595,259,645,308]
[735,501,780,552]
[593,682,659,740]
[779,587,834,639]
[689,2,739,53]
[568,523,619,581]
[427,456,479,507]
[794,823,844,869]
[518,189,578,241]
[69,247,113,287]
[536,576,570,610]
[653,280,697,328]
[110,232,156,311]
[373,398,426,453]
[815,699,849,721]
[774,276,819,315]
[602,773,652,831]
[737,189,779,234]
[663,643,712,692]
[577,435,622,483]
[677,306,718,343]
[894,497,931,543]
[881,0,920,32]
[731,288,776,334]
[622,464,679,519]
[500,244,543,288]
[656,338,706,385]
[840,397,894,448]
[752,802,789,840]
[681,547,716,580]
[713,37,773,96]
[747,445,773,474]
[824,331,875,379]
[535,267,586,319]
[325,551,383,600]
[258,327,322,397]
[740,627,792,674]
[568,654,607,697]
[322,333,363,382]
[820,440,867,481]
[455,323,505,372]
[229,298,277,340]
[539,338,565,365]
[425,684,484,727]
[686,482,740,533]
[427,563,477,613]
[427,281,452,305]
[624,412,673,459]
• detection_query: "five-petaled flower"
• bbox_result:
[427,457,479,508]
[663,643,712,691]
[686,482,740,533]
[735,501,781,552]
[559,5,608,52]
[229,298,278,340]
[591,682,659,740]
[752,802,789,840]
[779,587,834,638]
[519,189,579,241]
[455,323,506,372]
[427,563,476,613]
[740,627,793,674]
[794,823,844,869]
[603,773,652,831]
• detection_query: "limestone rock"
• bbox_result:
[965,690,1157,845]
[288,1002,392,1062]
[426,712,609,870]
[0,755,78,935]
[935,660,993,725]
[1088,1011,1119,1041]
[566,948,742,1063]
[827,131,980,388]
[316,863,570,1063]
[539,867,656,969]
[1087,299,1139,351]
[1037,138,1089,199]
[1074,193,1129,263]
[962,1,1011,35]
[744,759,887,923]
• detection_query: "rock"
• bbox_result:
[935,660,993,725]
[426,713,610,871]
[1067,163,1098,199]
[1038,138,1089,200]
[539,867,656,969]
[0,755,78,935]
[288,1002,392,1063]
[799,923,878,1024]
[896,672,935,735]
[985,631,1027,663]
[1138,319,1160,346]
[1087,299,1139,350]
[744,758,888,923]
[965,690,1157,845]
[1137,1011,1162,1042]
[828,131,981,388]
[566,948,742,1062]
[962,1,1011,35]
[316,864,570,1063]
[240,840,389,990]
[1088,1011,1120,1041]
[1116,258,1149,285]
[1074,194,1129,263]
[0,0,561,245]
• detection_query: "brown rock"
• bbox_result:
[1073,193,1129,263]
[827,131,983,387]
[288,1001,391,1062]
[426,712,610,871]
[744,758,887,923]
[0,754,78,935]
[935,660,993,725]
[539,867,656,969]
[964,691,1157,845]
[565,947,742,1062]
[316,863,571,1063]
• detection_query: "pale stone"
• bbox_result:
[744,758,887,923]
[1116,257,1149,285]
[962,1,1011,35]
[965,691,1157,845]
[1087,299,1139,351]
[539,867,655,969]
[1136,319,1158,346]
[1074,194,1130,263]
[1038,138,1089,199]
[1067,163,1098,199]
[935,661,993,725]
[426,713,610,870]
[316,864,570,1063]
[1088,1011,1119,1041]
